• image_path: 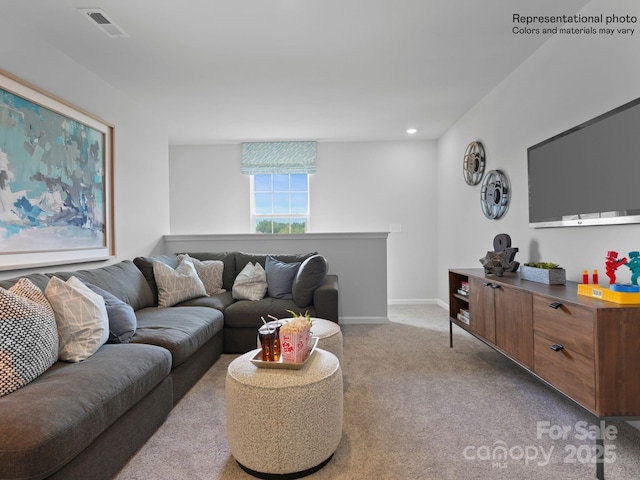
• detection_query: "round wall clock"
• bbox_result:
[480,169,510,219]
[463,141,485,185]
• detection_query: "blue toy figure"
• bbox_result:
[626,251,640,286]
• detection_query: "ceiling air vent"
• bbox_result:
[78,8,129,38]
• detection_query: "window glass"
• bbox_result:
[252,174,309,233]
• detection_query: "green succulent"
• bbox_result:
[524,262,562,270]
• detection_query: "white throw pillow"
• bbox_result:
[45,276,109,362]
[153,257,207,307]
[177,254,225,295]
[232,262,268,301]
[0,278,58,396]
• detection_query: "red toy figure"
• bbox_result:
[605,250,627,285]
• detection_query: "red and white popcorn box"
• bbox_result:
[279,326,311,363]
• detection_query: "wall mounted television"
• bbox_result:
[527,96,640,228]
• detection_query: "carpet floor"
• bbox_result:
[115,304,640,479]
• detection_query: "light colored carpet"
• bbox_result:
[115,305,640,479]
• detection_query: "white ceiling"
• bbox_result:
[2,0,590,144]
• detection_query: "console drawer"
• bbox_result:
[533,296,595,359]
[534,333,596,410]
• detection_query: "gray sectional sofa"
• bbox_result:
[0,251,338,480]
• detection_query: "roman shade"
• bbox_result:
[241,141,317,175]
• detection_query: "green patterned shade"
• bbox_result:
[241,141,317,174]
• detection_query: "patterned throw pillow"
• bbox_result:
[177,254,225,295]
[0,278,58,397]
[232,262,268,301]
[153,256,207,307]
[45,276,110,362]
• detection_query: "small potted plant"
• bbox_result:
[520,262,566,285]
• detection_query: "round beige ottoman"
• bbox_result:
[309,318,343,364]
[226,348,343,478]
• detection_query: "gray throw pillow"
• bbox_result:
[82,281,137,344]
[265,256,301,299]
[292,255,328,308]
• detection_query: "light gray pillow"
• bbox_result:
[177,254,225,295]
[265,255,300,299]
[153,256,207,307]
[232,262,267,301]
[292,255,328,308]
[45,276,109,362]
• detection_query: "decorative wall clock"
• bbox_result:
[480,169,510,219]
[463,141,485,185]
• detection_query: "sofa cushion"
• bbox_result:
[133,254,179,306]
[292,254,328,308]
[67,260,156,311]
[265,255,301,299]
[234,251,316,273]
[45,276,110,362]
[82,281,137,344]
[0,343,171,480]
[153,257,207,307]
[0,272,51,293]
[224,297,317,329]
[232,262,268,301]
[131,306,224,367]
[177,254,225,295]
[0,278,58,397]
[177,290,235,311]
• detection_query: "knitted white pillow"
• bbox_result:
[45,276,109,362]
[232,262,268,301]
[153,256,207,307]
[0,278,58,396]
[177,254,225,295]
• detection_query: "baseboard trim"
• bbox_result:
[387,299,439,305]
[339,316,388,325]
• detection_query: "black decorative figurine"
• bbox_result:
[479,233,519,276]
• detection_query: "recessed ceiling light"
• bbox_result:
[406,128,417,135]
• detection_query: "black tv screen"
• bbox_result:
[528,97,640,228]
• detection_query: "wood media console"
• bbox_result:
[449,268,640,480]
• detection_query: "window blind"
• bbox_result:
[241,141,317,175]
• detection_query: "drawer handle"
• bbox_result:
[484,282,492,287]
[549,302,563,309]
[549,344,564,352]
[490,284,500,289]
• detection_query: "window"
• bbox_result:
[252,174,309,233]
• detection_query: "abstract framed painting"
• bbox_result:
[0,69,114,270]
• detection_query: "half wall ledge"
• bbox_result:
[163,232,389,325]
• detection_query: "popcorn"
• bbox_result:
[279,317,312,363]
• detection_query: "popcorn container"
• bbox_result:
[279,325,311,363]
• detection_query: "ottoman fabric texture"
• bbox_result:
[310,318,343,364]
[226,348,343,476]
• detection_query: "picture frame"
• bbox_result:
[0,68,114,271]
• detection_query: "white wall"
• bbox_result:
[437,0,640,303]
[0,18,171,279]
[169,140,438,303]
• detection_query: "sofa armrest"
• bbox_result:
[313,274,339,323]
